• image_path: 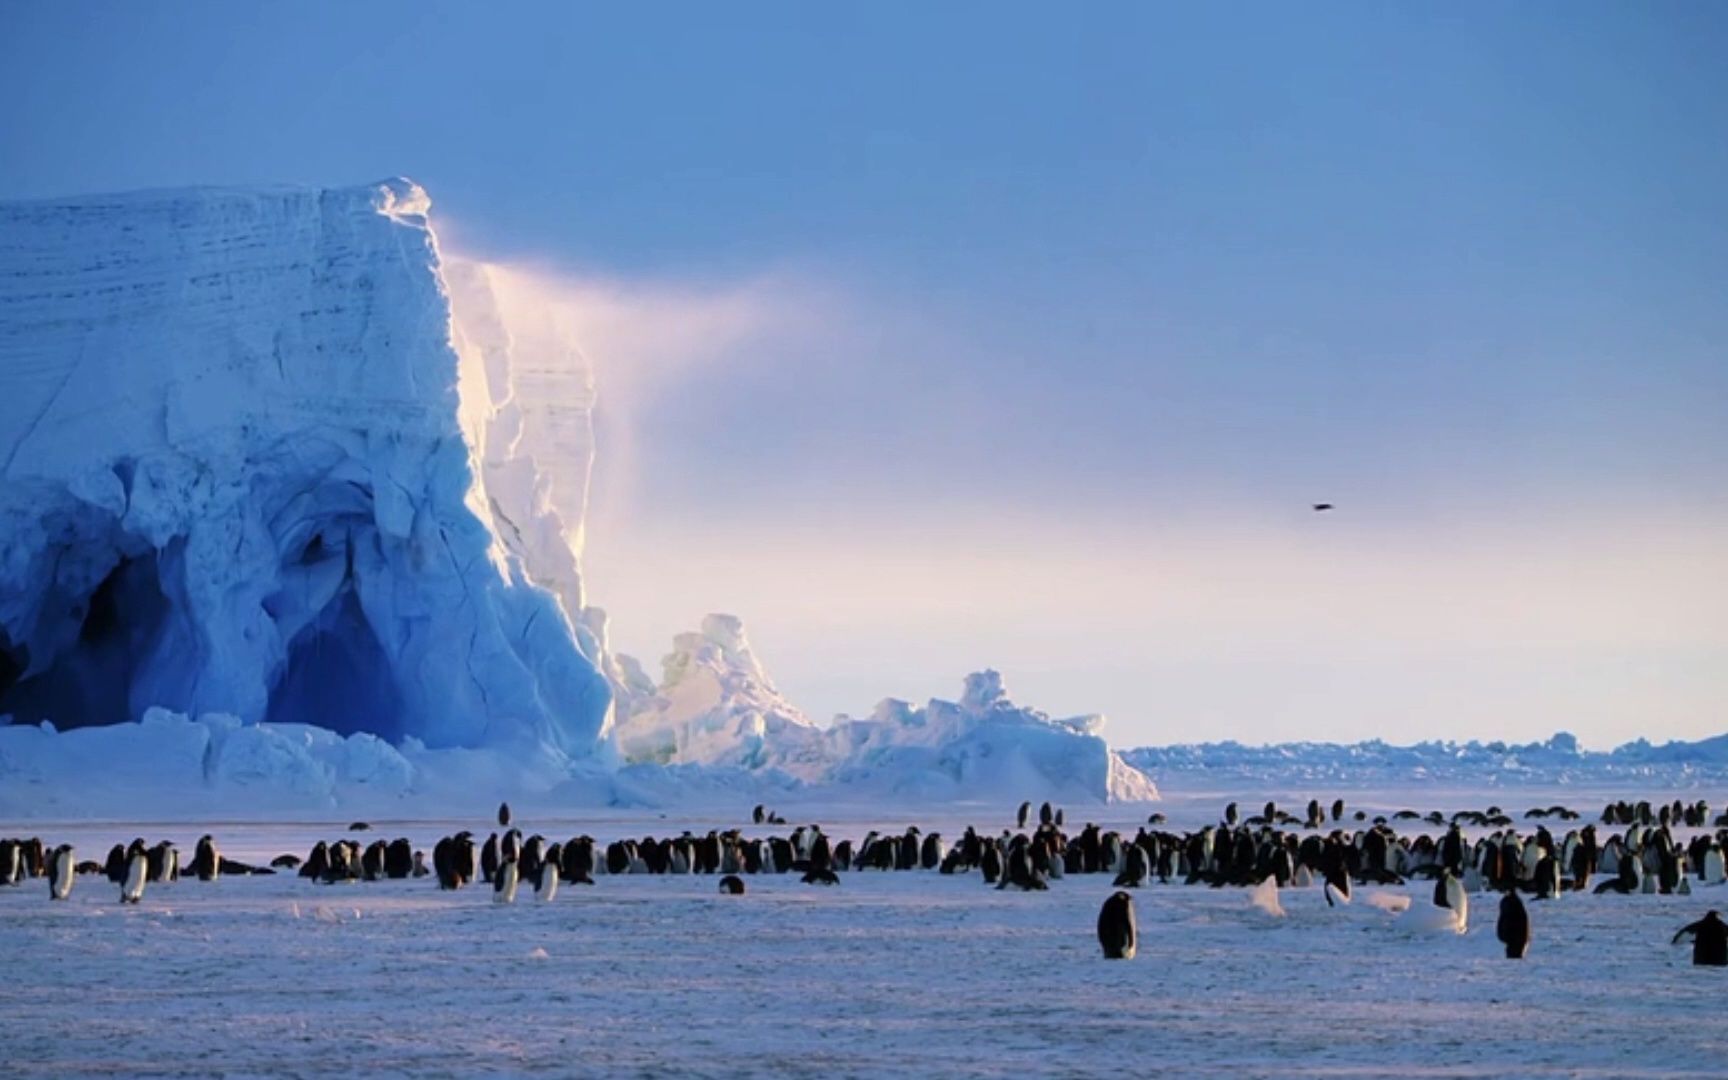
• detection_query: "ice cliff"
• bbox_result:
[0,180,612,757]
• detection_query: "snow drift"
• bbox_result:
[0,180,611,756]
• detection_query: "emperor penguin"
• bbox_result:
[1703,843,1726,886]
[1323,862,1352,907]
[49,844,75,901]
[1097,891,1137,960]
[1441,869,1469,933]
[534,853,559,903]
[1673,911,1728,967]
[149,841,179,884]
[1497,892,1531,959]
[120,844,148,904]
[493,856,520,904]
[193,835,220,882]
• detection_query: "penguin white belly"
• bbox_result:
[50,847,74,901]
[494,862,519,904]
[1444,878,1470,933]
[121,855,147,904]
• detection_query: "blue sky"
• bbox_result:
[3,3,1725,746]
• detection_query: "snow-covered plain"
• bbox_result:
[4,794,1727,1078]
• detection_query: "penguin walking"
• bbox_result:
[1097,891,1137,960]
[48,844,74,901]
[120,845,148,904]
[1323,862,1352,907]
[1017,801,1031,830]
[498,802,512,828]
[1672,911,1728,967]
[493,857,520,904]
[1497,893,1531,959]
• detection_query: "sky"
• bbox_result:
[2,3,1725,748]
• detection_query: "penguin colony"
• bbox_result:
[4,795,1727,965]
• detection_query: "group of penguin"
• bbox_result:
[7,792,1728,967]
[416,803,846,903]
[0,833,232,905]
[1089,795,1728,967]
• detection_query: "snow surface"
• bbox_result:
[4,795,1728,1077]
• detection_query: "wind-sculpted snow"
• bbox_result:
[1126,730,1728,790]
[614,616,1159,802]
[0,180,611,756]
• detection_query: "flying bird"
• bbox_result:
[1312,503,1334,512]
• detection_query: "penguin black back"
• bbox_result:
[1497,893,1531,959]
[1673,911,1728,967]
[1097,891,1137,960]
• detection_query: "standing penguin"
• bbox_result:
[1497,893,1531,958]
[1016,801,1031,830]
[192,835,220,882]
[48,844,75,901]
[499,802,512,828]
[1434,869,1469,932]
[534,849,559,903]
[493,857,520,904]
[120,844,148,904]
[481,833,500,883]
[1097,891,1137,959]
[1322,861,1352,907]
[1672,911,1728,967]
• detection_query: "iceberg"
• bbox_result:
[614,616,1159,802]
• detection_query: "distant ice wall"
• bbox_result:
[0,179,611,756]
